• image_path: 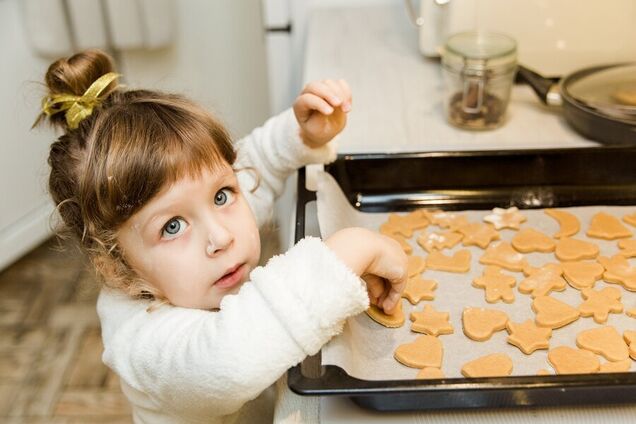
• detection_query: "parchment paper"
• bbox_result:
[315,171,636,380]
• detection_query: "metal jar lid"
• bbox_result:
[442,31,517,77]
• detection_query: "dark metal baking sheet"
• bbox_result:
[288,146,636,411]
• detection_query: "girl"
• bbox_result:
[37,50,407,423]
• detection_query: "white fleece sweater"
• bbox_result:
[97,109,370,424]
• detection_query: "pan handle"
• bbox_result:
[517,65,562,106]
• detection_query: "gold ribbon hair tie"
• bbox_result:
[41,72,120,129]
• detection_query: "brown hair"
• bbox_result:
[35,49,236,299]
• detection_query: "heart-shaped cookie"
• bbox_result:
[532,295,580,329]
[511,228,555,253]
[462,307,509,341]
[576,326,629,362]
[461,353,513,378]
[561,261,604,290]
[548,346,600,374]
[394,335,443,368]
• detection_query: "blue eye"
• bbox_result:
[214,188,234,206]
[161,217,187,239]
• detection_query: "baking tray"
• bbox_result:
[288,146,636,411]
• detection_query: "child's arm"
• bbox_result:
[233,79,351,226]
[99,236,372,419]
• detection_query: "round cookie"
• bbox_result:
[366,301,405,328]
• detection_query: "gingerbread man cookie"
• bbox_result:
[461,353,513,378]
[402,276,437,304]
[511,228,555,253]
[545,209,580,239]
[576,326,629,362]
[579,287,623,324]
[561,260,604,290]
[618,239,636,258]
[394,335,443,369]
[598,255,636,291]
[410,304,454,336]
[587,212,632,240]
[479,242,529,273]
[417,230,463,253]
[518,263,567,298]
[462,307,509,341]
[532,295,580,329]
[458,222,500,249]
[554,237,600,261]
[426,249,471,273]
[472,266,516,303]
[547,346,600,375]
[506,319,552,354]
[483,206,527,230]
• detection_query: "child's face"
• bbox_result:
[117,164,261,309]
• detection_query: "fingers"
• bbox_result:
[294,92,334,122]
[370,235,409,314]
[301,79,352,112]
[363,274,385,306]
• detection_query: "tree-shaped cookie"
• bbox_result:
[598,255,636,291]
[586,212,632,240]
[458,222,500,249]
[417,230,463,253]
[618,239,636,258]
[472,266,516,303]
[462,307,508,341]
[394,335,442,368]
[547,346,600,374]
[511,228,555,253]
[579,287,623,324]
[561,260,604,290]
[518,263,567,298]
[410,304,454,336]
[461,353,513,377]
[479,241,529,272]
[554,237,599,261]
[426,249,471,273]
[532,295,580,329]
[576,326,629,362]
[483,206,527,230]
[545,209,580,239]
[402,276,437,304]
[506,319,552,354]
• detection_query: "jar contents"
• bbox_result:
[448,88,505,130]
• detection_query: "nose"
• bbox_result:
[205,222,234,257]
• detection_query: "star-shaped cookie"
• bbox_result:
[410,304,454,336]
[458,222,500,249]
[579,287,623,324]
[483,206,527,230]
[506,319,552,354]
[402,276,437,304]
[518,263,566,298]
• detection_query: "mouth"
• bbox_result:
[213,263,246,290]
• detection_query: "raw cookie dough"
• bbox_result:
[462,307,509,341]
[366,301,405,328]
[480,242,529,272]
[458,222,500,249]
[426,249,471,273]
[518,263,567,298]
[579,287,624,324]
[532,295,580,329]
[587,212,632,240]
[394,335,443,369]
[576,326,629,362]
[417,230,463,253]
[483,207,527,230]
[410,304,454,336]
[554,237,600,261]
[511,228,555,253]
[461,353,513,378]
[598,255,636,291]
[545,209,580,239]
[547,346,600,375]
[472,266,516,303]
[506,319,552,354]
[561,260,604,290]
[402,276,437,304]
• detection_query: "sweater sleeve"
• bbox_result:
[234,108,337,227]
[99,237,368,419]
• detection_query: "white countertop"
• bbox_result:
[297,3,635,423]
[303,4,599,154]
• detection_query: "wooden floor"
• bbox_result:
[0,238,132,423]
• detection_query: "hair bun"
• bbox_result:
[38,49,119,129]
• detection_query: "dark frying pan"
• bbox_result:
[517,63,636,145]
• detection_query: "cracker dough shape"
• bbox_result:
[472,266,516,303]
[394,335,443,369]
[417,231,463,253]
[366,301,405,328]
[416,367,445,379]
[506,319,552,354]
[479,241,529,272]
[598,255,636,291]
[618,239,636,258]
[483,206,527,230]
[410,304,454,336]
[554,237,599,261]
[599,359,632,373]
[426,249,471,273]
[403,276,437,304]
[623,212,636,228]
[579,287,623,324]
[561,261,604,290]
[458,222,500,249]
[547,346,600,375]
[623,331,636,359]
[545,209,580,239]
[576,326,629,362]
[587,212,632,240]
[511,228,555,253]
[518,263,566,298]
[386,233,413,255]
[461,353,513,378]
[407,255,427,278]
[532,295,580,329]
[462,307,509,341]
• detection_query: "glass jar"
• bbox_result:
[442,31,517,130]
